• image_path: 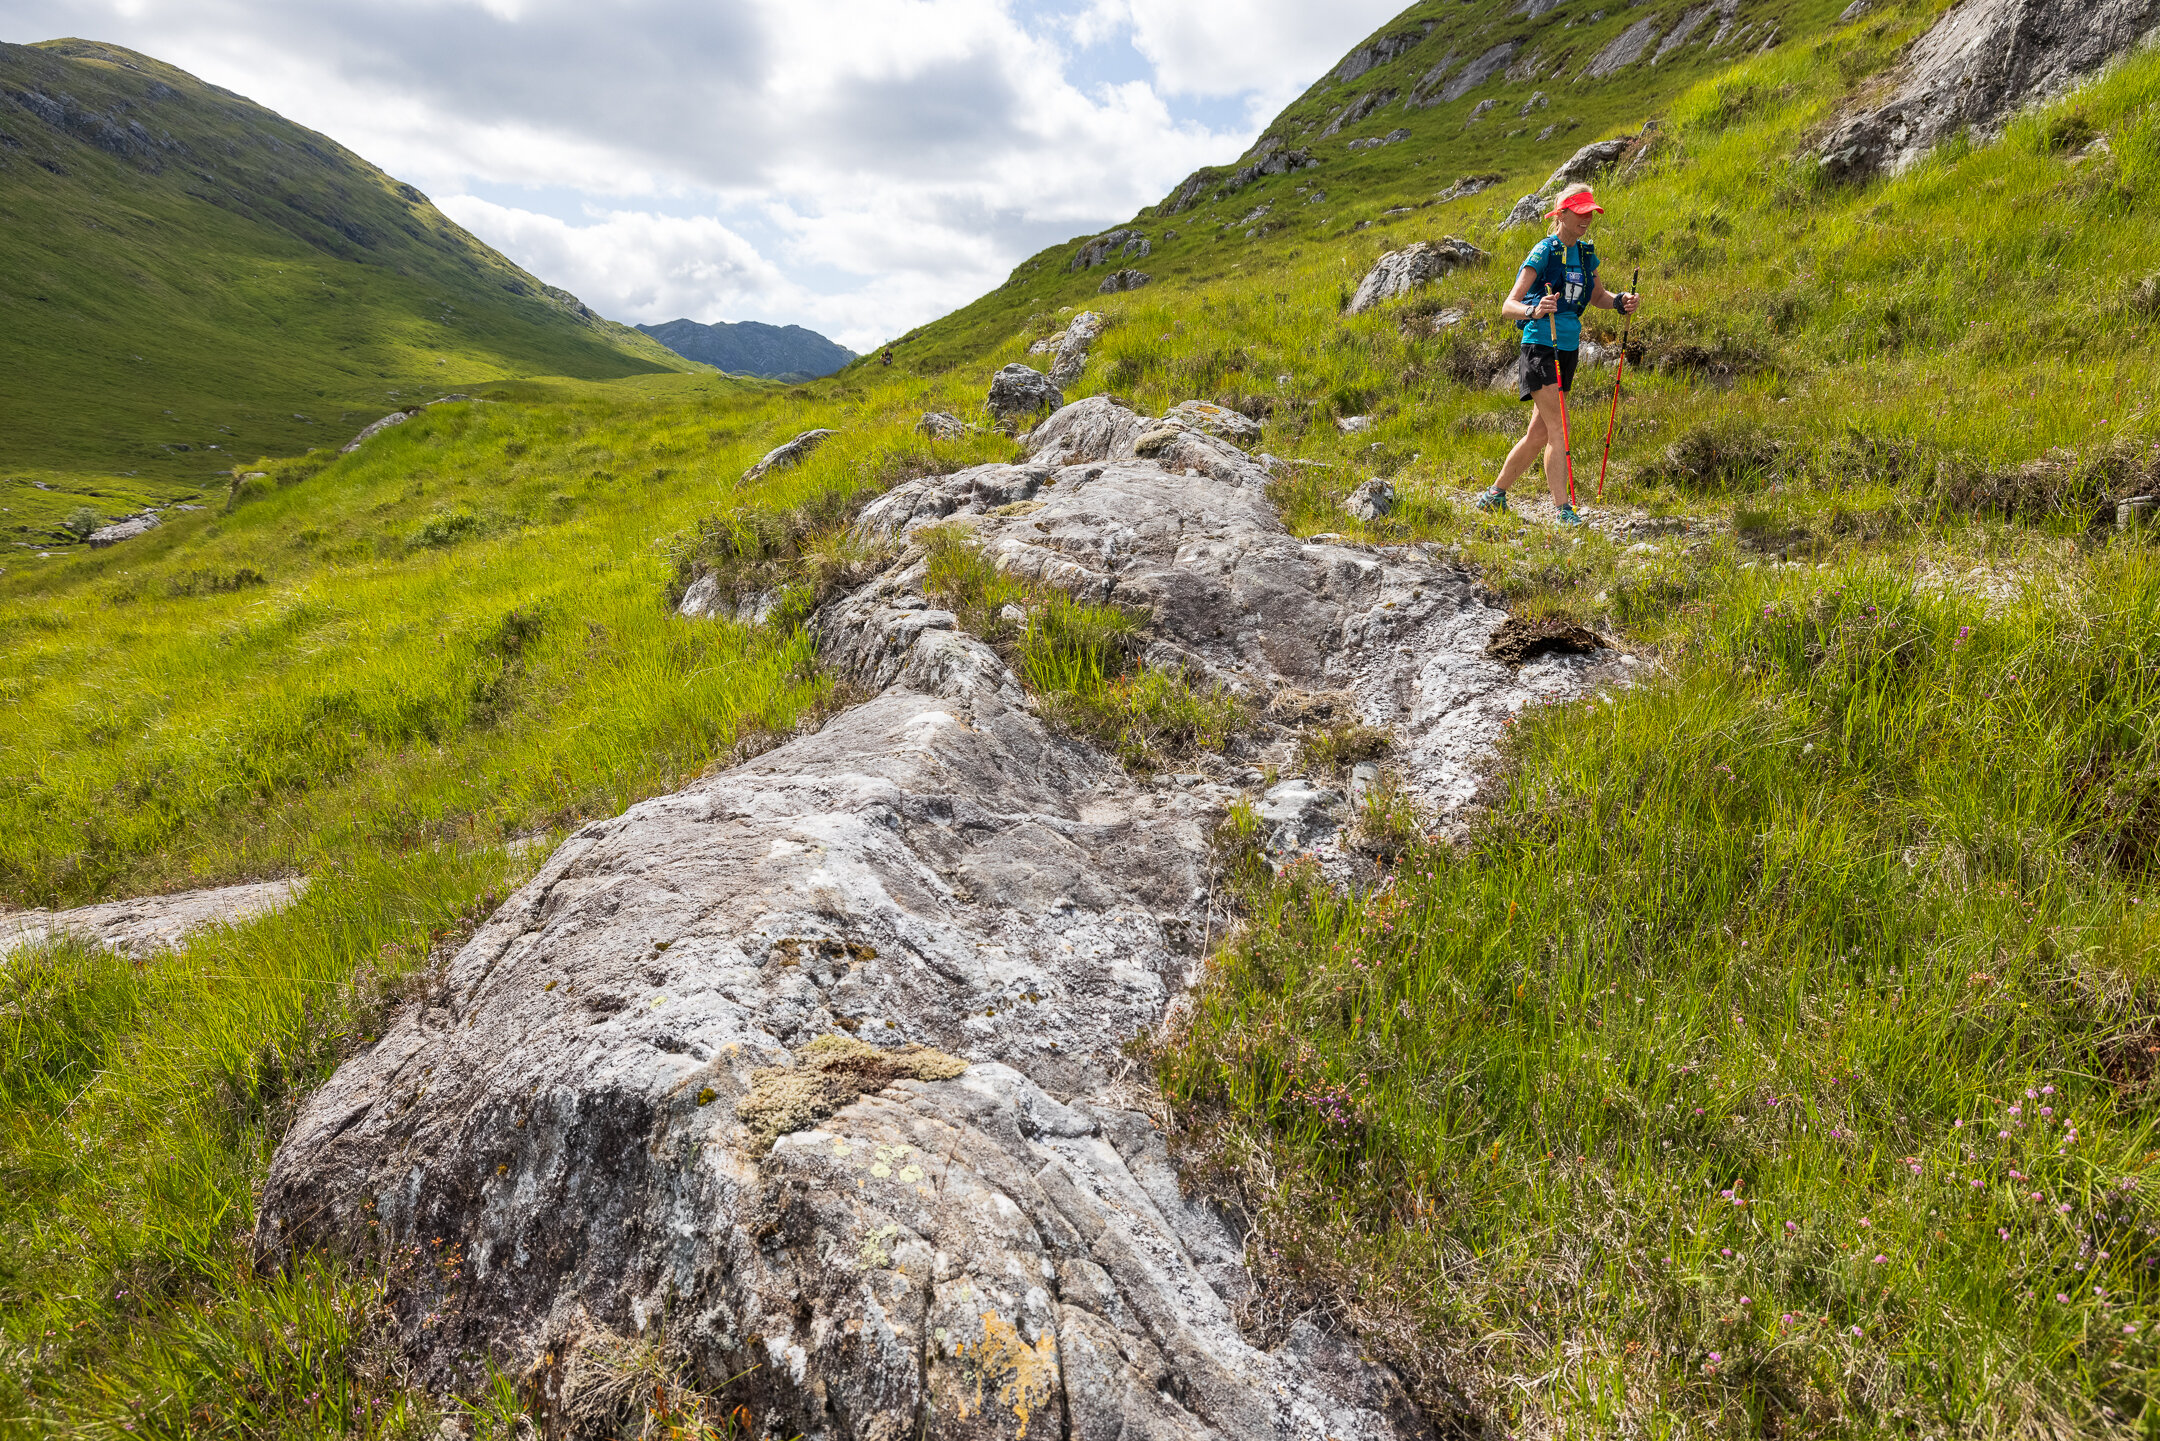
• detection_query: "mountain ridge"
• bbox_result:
[636,316,855,380]
[0,37,695,527]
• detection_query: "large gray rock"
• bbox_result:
[259,444,1612,1438]
[1097,268,1151,295]
[1025,396,1150,468]
[744,428,837,483]
[987,364,1064,424]
[1435,41,1519,104]
[1542,136,1636,194]
[1048,311,1105,389]
[1819,0,2160,181]
[916,411,973,440]
[1335,30,1427,84]
[340,409,416,454]
[2,879,307,959]
[1344,238,1489,315]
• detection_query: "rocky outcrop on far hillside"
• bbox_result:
[1819,0,2160,180]
[258,384,1615,1439]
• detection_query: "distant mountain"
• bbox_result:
[0,38,695,488]
[636,319,855,380]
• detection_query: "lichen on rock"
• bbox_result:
[737,1035,968,1154]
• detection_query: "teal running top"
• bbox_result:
[1517,235,1599,351]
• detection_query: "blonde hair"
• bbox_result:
[1548,182,1595,235]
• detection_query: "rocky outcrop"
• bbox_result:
[258,402,1614,1438]
[1097,268,1151,295]
[986,365,1063,426]
[1582,17,1668,79]
[1,879,307,959]
[1335,29,1428,84]
[1434,173,1502,204]
[1344,238,1489,315]
[86,511,161,547]
[1320,90,1400,139]
[1497,191,1546,231]
[1429,41,1519,105]
[744,429,838,483]
[1069,230,1150,273]
[1819,0,2160,181]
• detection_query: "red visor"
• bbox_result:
[1546,190,1604,217]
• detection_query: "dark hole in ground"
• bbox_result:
[1485,615,1605,667]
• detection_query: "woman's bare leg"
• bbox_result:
[1496,408,1549,492]
[1531,384,1571,506]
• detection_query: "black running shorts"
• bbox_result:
[1518,343,1579,401]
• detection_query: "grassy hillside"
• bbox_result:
[0,39,695,538]
[6,0,2160,1434]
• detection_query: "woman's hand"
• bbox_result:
[1529,293,1559,319]
[1616,292,1640,316]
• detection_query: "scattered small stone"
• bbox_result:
[1338,415,1375,435]
[915,411,971,440]
[1343,477,1397,522]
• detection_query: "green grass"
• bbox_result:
[0,39,695,538]
[9,0,2160,1433]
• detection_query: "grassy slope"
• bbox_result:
[0,39,695,536]
[6,0,2160,1433]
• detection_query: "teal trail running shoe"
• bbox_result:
[1555,504,1585,526]
[1474,487,1509,514]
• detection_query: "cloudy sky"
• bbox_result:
[3,0,1405,350]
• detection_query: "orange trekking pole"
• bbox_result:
[1545,285,1577,507]
[1596,267,1640,502]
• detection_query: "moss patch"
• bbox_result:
[736,1034,969,1155]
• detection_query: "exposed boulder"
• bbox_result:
[986,364,1064,426]
[1344,237,1489,315]
[1025,395,1149,468]
[86,511,160,547]
[1070,229,1150,273]
[1497,192,1544,231]
[1543,135,1637,193]
[1097,268,1151,294]
[259,439,1612,1439]
[1343,478,1397,523]
[1048,311,1106,389]
[916,411,973,440]
[2,879,308,959]
[340,409,416,454]
[1819,0,2160,181]
[1161,168,1222,216]
[1166,400,1264,447]
[743,428,837,483]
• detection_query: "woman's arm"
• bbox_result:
[1588,275,1640,314]
[1502,267,1554,323]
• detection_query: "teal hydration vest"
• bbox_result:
[1518,236,1598,351]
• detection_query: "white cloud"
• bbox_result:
[3,0,1407,346]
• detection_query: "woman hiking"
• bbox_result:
[1475,183,1638,526]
